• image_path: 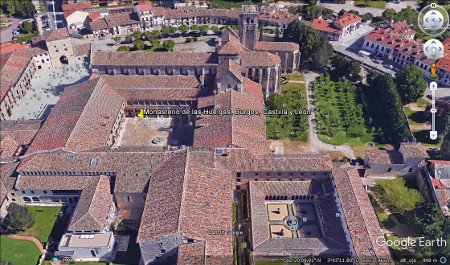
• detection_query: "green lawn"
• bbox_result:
[0,235,42,265]
[416,98,430,108]
[266,81,309,142]
[12,32,38,43]
[18,206,62,244]
[354,0,386,9]
[314,74,375,147]
[282,73,304,82]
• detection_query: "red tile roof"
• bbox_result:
[332,165,393,264]
[62,1,92,12]
[311,18,341,34]
[0,43,31,55]
[255,41,298,52]
[333,12,362,29]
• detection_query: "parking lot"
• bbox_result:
[8,64,90,120]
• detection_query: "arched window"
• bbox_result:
[23,197,31,202]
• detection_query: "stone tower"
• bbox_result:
[239,5,259,51]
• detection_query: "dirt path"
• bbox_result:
[288,80,306,84]
[7,234,45,254]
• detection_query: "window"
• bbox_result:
[126,195,131,202]
[43,191,47,194]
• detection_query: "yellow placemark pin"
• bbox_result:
[137,109,145,118]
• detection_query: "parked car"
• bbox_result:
[383,64,393,70]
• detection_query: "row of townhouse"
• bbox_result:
[363,22,450,86]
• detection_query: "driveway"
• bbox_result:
[304,72,356,159]
[1,16,21,43]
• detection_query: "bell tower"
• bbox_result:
[239,5,259,51]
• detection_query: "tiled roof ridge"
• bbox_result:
[177,149,189,234]
[87,175,110,227]
[62,77,104,150]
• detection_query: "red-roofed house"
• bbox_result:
[311,12,362,41]
[0,43,31,55]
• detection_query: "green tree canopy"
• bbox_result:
[3,203,35,232]
[113,36,121,44]
[375,177,423,215]
[132,31,143,41]
[178,24,189,34]
[283,19,333,69]
[199,24,209,34]
[162,39,175,51]
[124,35,133,44]
[161,26,171,35]
[19,20,33,34]
[394,65,427,104]
[408,202,445,238]
[441,132,450,160]
[117,46,129,52]
[330,55,361,81]
[133,40,145,50]
[365,73,411,144]
[0,0,36,18]
[150,38,160,47]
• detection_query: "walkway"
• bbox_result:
[304,72,356,159]
[7,234,45,254]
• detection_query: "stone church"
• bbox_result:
[92,5,300,98]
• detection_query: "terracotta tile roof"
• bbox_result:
[240,50,281,67]
[40,28,70,42]
[437,57,450,73]
[216,59,243,82]
[17,175,98,190]
[365,149,392,165]
[62,1,92,12]
[258,8,298,25]
[332,165,393,264]
[0,48,46,102]
[400,142,429,158]
[194,85,268,157]
[0,43,31,55]
[0,136,20,159]
[443,38,450,54]
[138,149,233,256]
[68,175,113,231]
[18,150,172,193]
[92,50,217,66]
[429,160,450,166]
[0,178,7,203]
[248,180,348,256]
[89,12,139,31]
[89,17,108,30]
[24,79,101,154]
[88,12,101,21]
[216,149,333,172]
[217,40,241,55]
[177,241,206,264]
[0,162,18,190]
[333,12,362,29]
[311,18,341,34]
[0,120,42,146]
[255,41,298,52]
[73,43,91,57]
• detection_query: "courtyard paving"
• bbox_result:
[8,63,90,121]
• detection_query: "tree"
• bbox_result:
[382,8,396,21]
[150,38,160,47]
[365,73,411,144]
[394,65,427,104]
[179,24,189,34]
[199,24,209,34]
[210,25,219,34]
[3,203,35,231]
[124,35,133,44]
[436,110,450,140]
[117,46,129,52]
[308,0,319,5]
[375,177,423,215]
[149,30,161,38]
[162,40,175,51]
[133,40,145,50]
[132,31,143,41]
[113,36,121,45]
[441,132,450,160]
[161,26,171,36]
[283,19,333,69]
[190,24,199,31]
[20,20,33,33]
[409,202,445,238]
[330,55,361,81]
[168,26,177,34]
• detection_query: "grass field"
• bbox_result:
[12,32,38,43]
[266,80,309,142]
[354,0,386,9]
[0,235,42,265]
[314,75,374,147]
[282,73,305,82]
[18,206,62,244]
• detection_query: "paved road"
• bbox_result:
[304,72,356,159]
